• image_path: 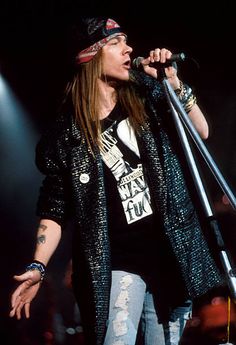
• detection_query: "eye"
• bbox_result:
[109,39,119,45]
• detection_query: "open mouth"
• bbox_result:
[123,60,131,68]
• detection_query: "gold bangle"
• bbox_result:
[174,80,184,97]
[184,94,197,113]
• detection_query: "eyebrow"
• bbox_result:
[109,34,128,43]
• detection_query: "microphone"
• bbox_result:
[132,52,186,69]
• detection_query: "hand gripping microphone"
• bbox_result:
[132,52,186,69]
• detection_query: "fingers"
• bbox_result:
[9,280,41,320]
[10,275,35,312]
[9,300,24,319]
[140,48,176,80]
[11,282,28,307]
[149,48,172,64]
[9,300,31,319]
[141,48,173,68]
[24,302,31,318]
[150,48,179,82]
[9,306,16,318]
[10,284,32,319]
[16,303,23,320]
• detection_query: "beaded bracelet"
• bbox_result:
[26,260,46,281]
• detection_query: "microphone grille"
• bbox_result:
[132,56,144,69]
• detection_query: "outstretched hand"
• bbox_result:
[9,270,41,319]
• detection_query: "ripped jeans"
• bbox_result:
[103,271,192,345]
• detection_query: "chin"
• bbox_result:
[116,72,130,81]
[104,71,129,83]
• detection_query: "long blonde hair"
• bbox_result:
[65,50,148,150]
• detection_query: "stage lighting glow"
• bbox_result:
[0,74,6,96]
[0,73,42,221]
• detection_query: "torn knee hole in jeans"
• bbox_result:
[113,274,133,337]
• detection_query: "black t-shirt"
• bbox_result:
[100,103,188,313]
[100,104,159,278]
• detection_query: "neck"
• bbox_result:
[97,79,117,119]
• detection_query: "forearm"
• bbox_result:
[172,77,209,140]
[33,219,62,266]
[188,103,209,139]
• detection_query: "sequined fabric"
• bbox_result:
[36,115,111,345]
[36,71,224,345]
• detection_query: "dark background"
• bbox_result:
[1,1,236,344]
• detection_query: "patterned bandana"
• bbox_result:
[76,18,124,64]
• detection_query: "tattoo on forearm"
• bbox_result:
[39,224,47,231]
[37,235,46,244]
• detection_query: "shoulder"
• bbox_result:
[36,113,71,151]
[35,110,82,172]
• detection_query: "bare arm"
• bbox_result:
[187,103,209,140]
[9,219,61,319]
[169,75,209,139]
[33,219,62,265]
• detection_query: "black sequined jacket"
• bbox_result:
[36,70,224,345]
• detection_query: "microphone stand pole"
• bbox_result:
[161,76,236,299]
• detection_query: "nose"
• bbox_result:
[123,43,133,55]
[127,44,133,54]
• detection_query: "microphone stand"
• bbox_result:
[161,75,236,299]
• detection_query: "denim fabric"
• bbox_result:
[103,271,192,345]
